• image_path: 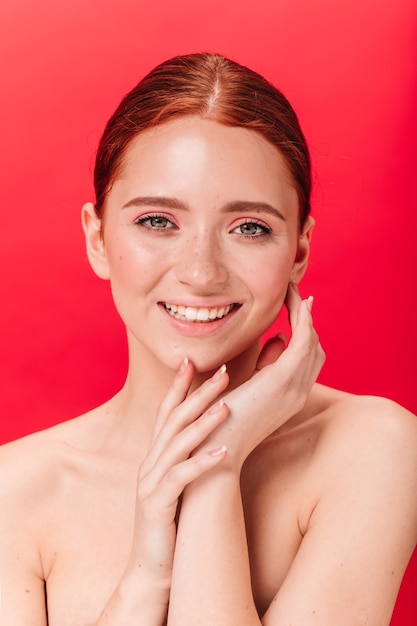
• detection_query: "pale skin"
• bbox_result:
[1,117,417,626]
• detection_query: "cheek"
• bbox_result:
[243,248,294,299]
[106,235,165,288]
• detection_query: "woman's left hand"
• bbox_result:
[195,282,326,471]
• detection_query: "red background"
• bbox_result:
[0,1,416,622]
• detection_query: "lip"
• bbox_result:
[158,301,241,336]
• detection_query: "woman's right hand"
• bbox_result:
[125,359,230,589]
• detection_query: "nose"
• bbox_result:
[174,230,228,289]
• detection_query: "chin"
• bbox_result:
[187,341,260,376]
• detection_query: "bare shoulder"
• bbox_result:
[0,402,116,513]
[307,386,417,541]
[0,403,123,622]
[266,387,417,623]
[316,385,417,463]
[270,385,417,540]
[300,385,417,485]
[274,384,417,476]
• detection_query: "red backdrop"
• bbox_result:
[0,1,416,622]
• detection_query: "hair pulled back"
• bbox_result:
[94,53,311,226]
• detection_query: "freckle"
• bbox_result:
[391,570,395,575]
[25,589,30,593]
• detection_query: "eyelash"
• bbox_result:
[232,220,272,238]
[133,213,177,230]
[133,214,272,238]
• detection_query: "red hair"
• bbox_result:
[94,53,311,226]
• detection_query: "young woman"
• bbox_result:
[1,53,416,626]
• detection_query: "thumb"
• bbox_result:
[255,334,286,371]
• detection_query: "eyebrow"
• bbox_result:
[224,200,286,222]
[122,196,286,221]
[122,196,188,211]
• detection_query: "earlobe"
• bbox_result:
[290,215,315,283]
[81,202,110,280]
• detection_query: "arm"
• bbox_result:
[168,287,325,624]
[0,365,231,626]
[261,398,417,625]
[169,466,259,624]
[169,401,417,626]
[0,543,47,626]
[167,294,417,625]
[95,359,232,625]
[0,450,48,626]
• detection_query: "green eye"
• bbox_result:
[233,221,271,237]
[148,216,170,228]
[134,214,177,230]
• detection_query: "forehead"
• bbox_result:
[112,116,298,208]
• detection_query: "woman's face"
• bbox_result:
[83,117,312,373]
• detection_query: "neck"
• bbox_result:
[109,336,261,450]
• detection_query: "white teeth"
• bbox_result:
[164,303,233,322]
[187,307,198,321]
[196,308,209,321]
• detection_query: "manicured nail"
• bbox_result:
[306,296,314,313]
[212,364,227,382]
[209,444,227,457]
[178,356,189,375]
[208,400,225,414]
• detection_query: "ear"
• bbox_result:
[81,202,110,280]
[290,215,315,283]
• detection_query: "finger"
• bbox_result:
[141,445,228,527]
[280,297,325,384]
[255,334,286,371]
[285,281,302,329]
[152,357,195,441]
[290,296,315,345]
[143,400,230,485]
[138,403,229,504]
[259,296,320,385]
[164,445,228,499]
[145,366,230,469]
[157,364,229,439]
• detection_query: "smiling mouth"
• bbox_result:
[163,302,237,322]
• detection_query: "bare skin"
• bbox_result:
[1,117,416,625]
[1,374,416,625]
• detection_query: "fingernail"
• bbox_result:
[208,400,225,414]
[212,364,226,382]
[276,333,287,344]
[178,356,189,375]
[209,444,227,457]
[290,281,299,293]
[306,296,314,313]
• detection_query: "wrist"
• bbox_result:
[119,565,171,606]
[98,571,170,625]
[196,439,248,475]
[182,462,242,501]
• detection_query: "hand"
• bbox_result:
[195,283,326,470]
[126,360,231,587]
